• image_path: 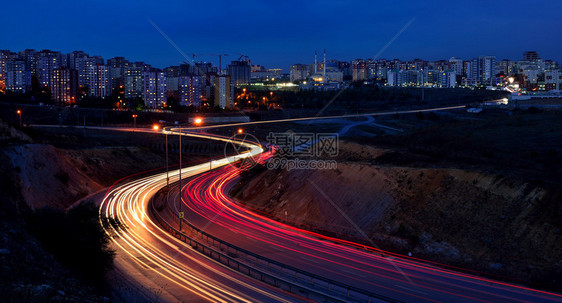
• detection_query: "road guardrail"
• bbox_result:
[150,191,402,303]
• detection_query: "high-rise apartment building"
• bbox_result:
[143,70,166,108]
[92,56,104,65]
[179,75,202,107]
[214,75,232,109]
[439,70,457,88]
[124,64,144,100]
[387,69,400,86]
[75,57,97,88]
[467,56,496,85]
[0,50,13,92]
[497,59,516,76]
[545,70,561,91]
[290,64,308,82]
[86,64,110,97]
[423,70,440,86]
[479,56,496,84]
[20,49,38,77]
[51,68,78,105]
[68,51,88,70]
[107,57,129,90]
[164,66,180,92]
[191,62,218,76]
[449,57,463,77]
[37,50,61,88]
[227,60,251,86]
[178,63,190,76]
[352,60,368,81]
[203,72,217,104]
[523,51,539,62]
[5,60,31,92]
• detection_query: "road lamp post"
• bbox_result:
[165,130,169,188]
[178,123,182,231]
[194,118,212,170]
[132,114,137,129]
[16,110,21,127]
[421,70,425,102]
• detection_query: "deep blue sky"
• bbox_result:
[1,0,561,71]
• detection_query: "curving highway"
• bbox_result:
[168,160,562,302]
[99,130,304,302]
[97,118,562,302]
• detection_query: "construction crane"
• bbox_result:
[235,54,250,62]
[181,53,242,76]
[188,54,229,72]
[178,54,229,75]
[188,54,199,63]
[206,54,229,74]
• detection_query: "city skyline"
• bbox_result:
[1,46,557,72]
[1,0,561,71]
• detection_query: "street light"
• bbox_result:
[16,110,21,127]
[153,125,159,130]
[165,128,169,188]
[194,118,212,170]
[178,123,183,231]
[132,114,137,128]
[237,128,243,134]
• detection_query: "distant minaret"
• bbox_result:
[323,48,327,82]
[314,50,318,74]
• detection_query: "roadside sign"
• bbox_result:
[178,212,184,219]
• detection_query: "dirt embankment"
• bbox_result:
[0,122,109,301]
[4,144,103,209]
[0,121,207,301]
[232,142,561,291]
[1,123,213,210]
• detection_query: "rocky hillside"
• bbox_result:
[0,120,208,301]
[4,144,104,209]
[232,142,562,292]
[0,122,108,301]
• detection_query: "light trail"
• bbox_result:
[180,105,469,131]
[172,161,562,303]
[99,132,303,302]
[88,107,561,302]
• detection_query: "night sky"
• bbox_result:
[2,0,561,71]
